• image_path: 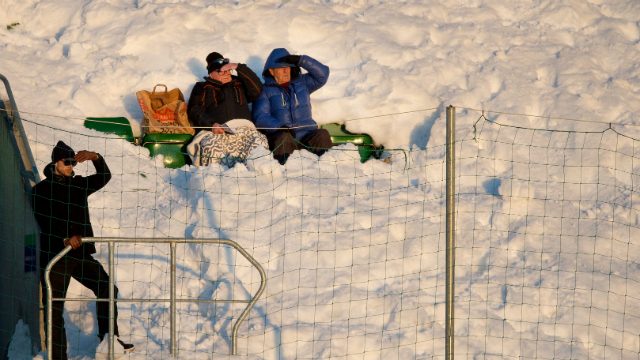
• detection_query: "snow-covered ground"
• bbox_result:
[2,0,640,359]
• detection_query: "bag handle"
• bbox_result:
[152,84,168,94]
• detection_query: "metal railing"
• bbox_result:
[44,237,267,359]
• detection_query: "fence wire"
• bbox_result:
[4,104,640,359]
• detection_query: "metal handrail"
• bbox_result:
[45,237,267,359]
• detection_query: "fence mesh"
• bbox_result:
[456,112,640,359]
[7,107,640,359]
[21,111,446,359]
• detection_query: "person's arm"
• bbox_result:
[76,151,111,194]
[31,185,48,232]
[187,82,209,129]
[280,54,329,93]
[234,64,263,102]
[298,55,330,93]
[252,90,284,134]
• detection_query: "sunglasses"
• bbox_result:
[62,158,77,166]
[212,58,230,66]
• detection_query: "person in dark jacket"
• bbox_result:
[252,48,333,164]
[31,141,133,359]
[187,51,263,134]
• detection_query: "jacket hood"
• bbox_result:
[262,48,299,79]
[43,162,55,178]
[43,162,73,181]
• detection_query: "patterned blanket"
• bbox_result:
[186,119,268,167]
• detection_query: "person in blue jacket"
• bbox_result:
[253,48,333,164]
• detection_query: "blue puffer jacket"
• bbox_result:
[252,48,329,140]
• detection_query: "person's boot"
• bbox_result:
[116,337,135,353]
[97,334,135,354]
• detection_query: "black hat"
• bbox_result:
[51,140,75,163]
[206,52,229,73]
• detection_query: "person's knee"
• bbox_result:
[270,130,297,156]
[107,284,119,298]
[316,129,333,148]
[51,303,65,316]
[97,282,118,299]
[306,129,333,155]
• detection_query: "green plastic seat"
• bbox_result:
[321,123,382,162]
[142,133,193,168]
[84,117,135,142]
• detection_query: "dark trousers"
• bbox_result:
[267,128,333,164]
[41,254,120,360]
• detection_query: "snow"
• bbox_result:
[2,0,640,359]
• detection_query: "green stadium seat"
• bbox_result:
[84,117,135,143]
[142,133,193,169]
[141,133,193,169]
[320,123,382,162]
[83,117,381,166]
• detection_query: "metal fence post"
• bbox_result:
[170,242,177,356]
[445,105,456,360]
[108,241,115,359]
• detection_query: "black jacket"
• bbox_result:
[187,64,262,131]
[32,155,111,264]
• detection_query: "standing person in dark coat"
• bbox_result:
[252,47,333,164]
[187,51,263,134]
[31,141,133,359]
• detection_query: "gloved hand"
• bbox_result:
[278,55,301,65]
